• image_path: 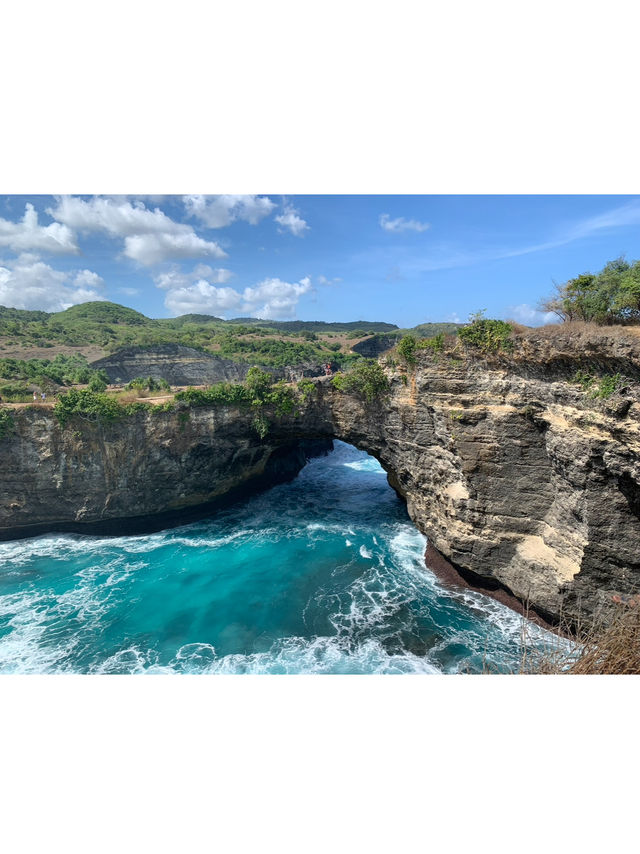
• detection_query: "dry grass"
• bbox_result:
[504,319,531,335]
[111,390,143,404]
[517,597,640,675]
[514,319,640,345]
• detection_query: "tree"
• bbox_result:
[538,257,640,325]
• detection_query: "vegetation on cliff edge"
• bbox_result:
[458,311,513,353]
[331,360,390,402]
[540,256,640,325]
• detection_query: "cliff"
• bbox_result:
[2,340,640,624]
[90,344,250,385]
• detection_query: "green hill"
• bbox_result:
[227,318,399,333]
[0,300,452,369]
[159,313,224,327]
[406,322,462,338]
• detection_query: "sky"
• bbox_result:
[2,194,640,327]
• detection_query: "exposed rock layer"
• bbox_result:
[90,344,250,385]
[2,347,640,624]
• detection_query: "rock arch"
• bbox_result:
[2,362,640,624]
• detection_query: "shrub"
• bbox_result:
[174,384,252,407]
[264,381,295,416]
[88,374,107,392]
[245,366,274,398]
[571,370,624,399]
[458,311,513,352]
[53,389,122,427]
[331,360,389,402]
[297,378,316,403]
[174,370,295,418]
[592,373,623,400]
[397,334,417,366]
[0,382,32,402]
[571,370,595,391]
[0,408,14,439]
[418,332,445,353]
[252,412,270,439]
[125,376,170,392]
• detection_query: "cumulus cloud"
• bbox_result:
[122,232,227,265]
[157,266,311,319]
[507,303,557,326]
[0,203,78,254]
[183,195,276,228]
[275,204,309,237]
[155,266,234,292]
[379,213,430,233]
[242,276,312,318]
[0,255,104,312]
[47,196,226,265]
[164,282,243,316]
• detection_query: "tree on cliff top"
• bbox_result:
[539,256,640,325]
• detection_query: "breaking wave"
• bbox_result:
[0,441,562,674]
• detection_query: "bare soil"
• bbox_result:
[0,340,107,362]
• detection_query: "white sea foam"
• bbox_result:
[0,440,564,675]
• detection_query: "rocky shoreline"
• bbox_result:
[423,541,559,633]
[2,342,639,625]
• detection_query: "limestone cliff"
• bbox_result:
[2,342,639,624]
[90,344,250,385]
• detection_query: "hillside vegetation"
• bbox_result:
[0,300,452,371]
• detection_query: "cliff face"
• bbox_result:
[2,346,639,623]
[90,345,249,385]
[317,360,640,624]
[0,406,332,539]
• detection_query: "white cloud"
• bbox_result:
[118,287,139,296]
[507,303,557,326]
[379,213,430,233]
[49,195,183,236]
[123,232,227,265]
[157,267,312,319]
[47,196,226,265]
[317,275,342,286]
[155,266,233,292]
[242,276,312,318]
[0,203,78,254]
[183,195,276,228]
[275,204,309,237]
[73,269,104,289]
[164,281,243,316]
[0,255,104,312]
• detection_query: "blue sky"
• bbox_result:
[2,194,640,327]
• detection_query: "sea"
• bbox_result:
[0,441,561,674]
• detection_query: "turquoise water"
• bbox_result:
[0,441,558,674]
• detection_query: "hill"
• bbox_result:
[0,300,407,369]
[407,322,463,337]
[226,318,399,333]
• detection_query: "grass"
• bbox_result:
[513,597,640,674]
[511,318,640,345]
